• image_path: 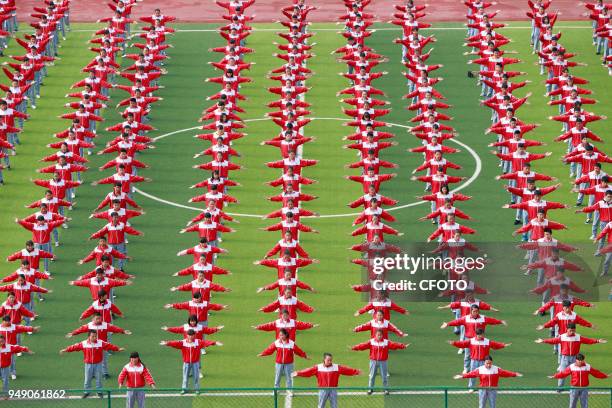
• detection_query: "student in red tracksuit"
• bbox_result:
[449,328,511,386]
[292,353,361,407]
[15,216,65,257]
[257,270,314,296]
[180,212,235,247]
[259,328,308,389]
[67,313,131,378]
[354,291,409,320]
[441,304,506,370]
[79,237,129,266]
[536,323,607,387]
[170,270,230,302]
[89,213,142,269]
[0,275,49,319]
[173,254,230,281]
[176,238,227,264]
[118,352,156,408]
[353,309,407,339]
[454,355,522,408]
[6,240,54,271]
[69,268,132,300]
[260,288,314,319]
[254,308,317,340]
[0,292,35,325]
[160,329,222,394]
[537,301,594,336]
[550,353,610,407]
[80,290,123,323]
[60,330,124,398]
[351,329,409,394]
[164,292,228,325]
[0,334,31,396]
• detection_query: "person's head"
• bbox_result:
[470,304,480,317]
[93,312,103,325]
[98,289,108,302]
[36,215,45,226]
[88,330,98,342]
[323,352,333,366]
[1,316,10,326]
[375,329,384,341]
[279,328,289,341]
[566,323,576,336]
[562,299,572,313]
[575,353,586,366]
[129,351,141,365]
[283,288,292,298]
[193,292,202,303]
[186,329,196,341]
[475,328,485,340]
[484,355,493,368]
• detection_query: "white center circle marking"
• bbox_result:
[134,117,482,218]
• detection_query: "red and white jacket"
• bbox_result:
[64,340,120,364]
[260,339,307,364]
[352,338,407,361]
[118,362,155,388]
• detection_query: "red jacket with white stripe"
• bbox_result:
[6,248,54,270]
[164,339,218,363]
[352,338,407,361]
[354,319,405,339]
[553,363,608,387]
[294,363,360,387]
[451,337,507,361]
[64,340,120,364]
[446,315,504,338]
[118,362,155,388]
[542,333,601,356]
[260,339,307,364]
[255,318,314,340]
[90,222,141,245]
[462,365,519,387]
[0,345,29,368]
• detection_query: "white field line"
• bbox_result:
[134,118,482,218]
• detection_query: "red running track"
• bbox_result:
[19,0,585,23]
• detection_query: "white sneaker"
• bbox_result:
[199,372,203,379]
[457,348,463,354]
[62,224,68,229]
[10,375,16,380]
[55,242,59,247]
[589,235,595,240]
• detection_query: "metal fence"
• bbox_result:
[3,387,612,407]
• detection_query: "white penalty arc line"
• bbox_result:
[134,117,482,218]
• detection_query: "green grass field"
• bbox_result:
[0,20,611,395]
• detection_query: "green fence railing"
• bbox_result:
[2,387,612,407]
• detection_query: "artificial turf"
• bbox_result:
[0,21,610,393]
